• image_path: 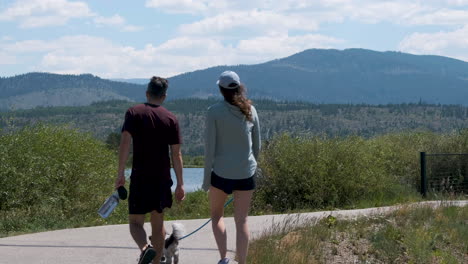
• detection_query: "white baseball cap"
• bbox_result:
[217,71,240,89]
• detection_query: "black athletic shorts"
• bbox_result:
[211,171,256,195]
[128,179,173,214]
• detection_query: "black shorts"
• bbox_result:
[128,180,173,215]
[211,171,256,195]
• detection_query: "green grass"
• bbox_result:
[249,205,468,264]
[1,126,467,239]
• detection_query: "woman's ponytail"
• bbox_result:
[219,84,253,122]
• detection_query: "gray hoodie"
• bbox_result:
[203,101,261,191]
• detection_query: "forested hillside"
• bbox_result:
[166,49,468,105]
[0,73,145,110]
[1,99,468,156]
[2,49,468,110]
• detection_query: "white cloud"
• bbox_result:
[145,0,424,24]
[3,0,468,77]
[149,0,468,40]
[155,37,228,55]
[3,39,60,53]
[0,0,94,28]
[399,25,468,61]
[237,34,343,57]
[179,10,318,36]
[94,15,125,27]
[166,0,468,26]
[34,36,240,77]
[0,1,142,31]
[445,0,468,6]
[407,8,468,25]
[344,1,426,24]
[161,0,468,68]
[37,38,228,77]
[1,33,344,78]
[35,35,142,76]
[318,1,468,26]
[122,25,144,32]
[0,52,17,65]
[145,0,324,14]
[0,36,17,65]
[1,36,14,41]
[93,14,143,32]
[18,16,70,28]
[145,0,211,14]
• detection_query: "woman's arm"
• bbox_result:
[203,109,216,191]
[252,106,261,160]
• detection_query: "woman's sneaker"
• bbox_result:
[218,258,230,264]
[138,245,156,264]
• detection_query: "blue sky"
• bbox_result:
[1,0,468,78]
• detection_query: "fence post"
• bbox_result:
[420,152,427,197]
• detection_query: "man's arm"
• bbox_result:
[170,144,185,201]
[115,131,131,189]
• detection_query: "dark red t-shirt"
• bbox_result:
[121,103,181,185]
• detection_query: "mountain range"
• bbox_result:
[1,48,468,110]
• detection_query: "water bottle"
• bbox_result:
[98,172,130,218]
[98,191,120,218]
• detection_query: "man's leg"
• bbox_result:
[210,186,228,260]
[150,210,166,262]
[129,214,149,250]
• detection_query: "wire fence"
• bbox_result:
[420,152,468,197]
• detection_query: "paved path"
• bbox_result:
[1,200,467,264]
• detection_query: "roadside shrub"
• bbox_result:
[372,131,468,190]
[254,131,468,212]
[0,125,116,236]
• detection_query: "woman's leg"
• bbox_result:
[209,186,228,259]
[233,190,253,264]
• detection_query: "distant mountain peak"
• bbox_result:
[2,48,468,110]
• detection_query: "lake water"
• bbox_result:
[125,168,203,192]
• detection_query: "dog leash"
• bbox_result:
[179,197,234,241]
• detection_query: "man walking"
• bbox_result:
[115,76,185,264]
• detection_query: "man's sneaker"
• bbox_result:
[217,258,230,264]
[138,245,156,264]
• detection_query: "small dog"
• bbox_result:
[150,223,184,264]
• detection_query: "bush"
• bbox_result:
[0,125,117,236]
[254,131,468,212]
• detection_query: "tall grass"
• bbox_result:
[255,131,468,212]
[249,205,468,264]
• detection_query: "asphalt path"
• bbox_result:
[1,200,467,264]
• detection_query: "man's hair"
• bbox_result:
[147,76,169,98]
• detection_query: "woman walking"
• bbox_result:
[203,71,261,264]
